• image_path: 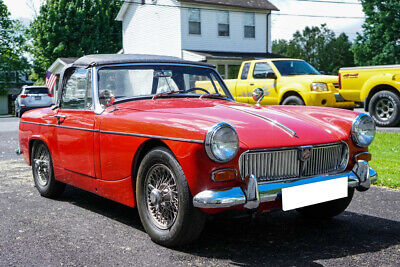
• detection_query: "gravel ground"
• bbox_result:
[0,117,399,266]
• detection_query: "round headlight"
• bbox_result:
[205,123,239,163]
[351,114,376,148]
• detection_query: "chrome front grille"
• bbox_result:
[239,143,348,183]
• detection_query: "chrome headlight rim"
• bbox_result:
[351,114,376,148]
[205,122,239,163]
[310,82,328,92]
[339,141,350,171]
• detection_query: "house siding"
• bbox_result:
[122,0,182,57]
[181,6,269,53]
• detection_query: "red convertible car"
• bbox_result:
[18,54,377,247]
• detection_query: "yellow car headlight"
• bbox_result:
[311,82,328,92]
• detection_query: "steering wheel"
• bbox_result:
[186,87,210,95]
[99,89,116,107]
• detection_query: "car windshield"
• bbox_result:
[24,88,49,94]
[98,65,229,104]
[272,60,320,76]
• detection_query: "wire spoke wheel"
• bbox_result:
[376,98,395,121]
[33,144,51,187]
[145,164,179,230]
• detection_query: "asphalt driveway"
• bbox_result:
[0,117,399,266]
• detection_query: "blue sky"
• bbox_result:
[4,0,365,41]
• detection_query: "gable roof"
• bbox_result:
[116,1,278,21]
[180,0,278,11]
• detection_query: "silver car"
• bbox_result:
[15,86,53,117]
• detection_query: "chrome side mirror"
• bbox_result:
[252,88,264,106]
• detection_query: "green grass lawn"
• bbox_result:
[369,132,400,189]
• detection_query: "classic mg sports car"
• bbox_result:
[18,54,377,247]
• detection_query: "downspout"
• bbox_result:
[266,11,271,53]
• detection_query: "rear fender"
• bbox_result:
[361,74,400,101]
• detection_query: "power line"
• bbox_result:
[289,0,361,5]
[122,1,365,20]
[275,13,364,19]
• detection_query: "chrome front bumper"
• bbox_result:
[193,161,377,210]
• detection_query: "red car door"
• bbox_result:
[55,68,96,186]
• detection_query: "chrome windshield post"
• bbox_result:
[92,66,104,115]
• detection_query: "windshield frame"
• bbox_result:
[92,63,233,114]
[271,60,320,77]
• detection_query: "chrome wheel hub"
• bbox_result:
[376,98,395,121]
[145,164,179,230]
[33,145,51,187]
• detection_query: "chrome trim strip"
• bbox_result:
[221,105,298,138]
[20,121,204,144]
[99,130,204,144]
[20,121,98,132]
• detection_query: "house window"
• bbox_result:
[244,12,255,38]
[218,11,229,37]
[217,65,226,79]
[189,8,201,35]
[228,65,241,79]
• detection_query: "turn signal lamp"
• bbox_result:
[211,169,237,182]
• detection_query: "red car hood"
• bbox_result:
[114,98,358,149]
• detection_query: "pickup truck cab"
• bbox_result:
[224,58,355,108]
[339,65,400,127]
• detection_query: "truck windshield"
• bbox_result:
[272,60,320,76]
[97,65,229,104]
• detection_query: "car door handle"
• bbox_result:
[54,114,66,124]
[250,83,255,86]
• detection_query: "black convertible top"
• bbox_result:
[72,54,215,68]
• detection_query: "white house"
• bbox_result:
[116,0,280,79]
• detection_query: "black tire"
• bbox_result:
[32,142,65,198]
[136,147,206,247]
[281,95,305,106]
[369,90,400,127]
[296,188,354,219]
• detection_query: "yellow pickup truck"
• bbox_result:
[223,58,355,108]
[339,65,400,127]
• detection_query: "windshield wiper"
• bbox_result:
[152,90,185,100]
[199,94,229,100]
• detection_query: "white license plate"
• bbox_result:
[35,96,41,100]
[282,177,348,211]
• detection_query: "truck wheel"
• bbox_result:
[136,147,206,247]
[282,96,305,106]
[32,142,65,198]
[369,91,400,127]
[296,188,354,219]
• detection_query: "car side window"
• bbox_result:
[253,63,274,79]
[241,63,251,80]
[62,69,92,110]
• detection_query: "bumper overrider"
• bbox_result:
[193,160,377,210]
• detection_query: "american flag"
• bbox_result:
[45,71,58,93]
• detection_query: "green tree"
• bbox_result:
[0,0,29,95]
[272,24,354,74]
[29,0,123,79]
[352,0,400,66]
